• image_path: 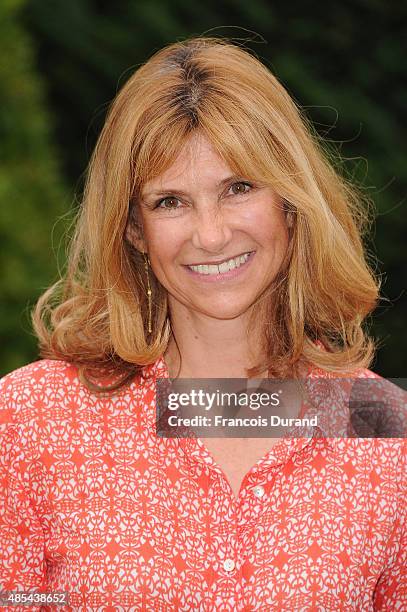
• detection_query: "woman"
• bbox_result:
[0,36,405,611]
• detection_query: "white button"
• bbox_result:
[253,485,265,498]
[223,559,235,572]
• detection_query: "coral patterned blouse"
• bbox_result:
[0,356,406,611]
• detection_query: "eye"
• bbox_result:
[152,181,253,210]
[228,181,253,196]
[153,196,181,210]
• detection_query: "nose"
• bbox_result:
[191,206,233,253]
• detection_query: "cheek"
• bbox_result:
[244,198,288,240]
[255,213,290,252]
[144,224,176,258]
[145,231,181,277]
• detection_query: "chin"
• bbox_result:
[198,305,253,320]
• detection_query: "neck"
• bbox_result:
[163,303,266,379]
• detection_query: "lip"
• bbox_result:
[183,251,256,282]
[186,251,252,267]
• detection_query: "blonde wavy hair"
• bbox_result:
[32,35,380,392]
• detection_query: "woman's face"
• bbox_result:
[130,132,289,322]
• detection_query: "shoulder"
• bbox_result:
[0,359,85,431]
[308,363,381,379]
[311,341,381,379]
[335,367,406,479]
[1,358,80,389]
[0,361,77,469]
[0,358,146,429]
[349,367,381,379]
[0,358,157,428]
[309,361,406,458]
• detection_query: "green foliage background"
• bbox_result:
[1,0,405,376]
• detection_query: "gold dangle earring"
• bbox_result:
[143,252,152,334]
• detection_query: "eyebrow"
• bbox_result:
[142,174,247,198]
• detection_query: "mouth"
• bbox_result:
[183,251,256,278]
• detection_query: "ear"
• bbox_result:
[286,211,294,228]
[125,205,147,253]
[282,198,294,228]
[125,222,147,253]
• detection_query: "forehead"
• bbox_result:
[142,133,232,193]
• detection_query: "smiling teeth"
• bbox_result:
[188,252,251,275]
